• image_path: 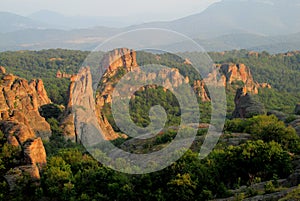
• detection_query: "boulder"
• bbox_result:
[4,164,40,191]
[232,88,265,118]
[23,138,47,168]
[0,66,6,74]
[0,120,35,145]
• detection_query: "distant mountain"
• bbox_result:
[1,0,300,52]
[0,11,51,33]
[131,0,300,38]
[199,32,300,53]
[28,10,144,29]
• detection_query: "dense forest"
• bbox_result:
[0,49,300,200]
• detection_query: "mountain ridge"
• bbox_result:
[1,0,300,52]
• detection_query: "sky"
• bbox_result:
[1,0,220,21]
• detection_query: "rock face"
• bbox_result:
[0,66,6,74]
[56,70,73,78]
[61,49,271,140]
[101,48,138,74]
[295,103,300,115]
[61,67,119,141]
[23,138,47,167]
[0,67,48,190]
[60,75,77,141]
[193,63,271,102]
[193,80,211,102]
[0,69,51,140]
[0,120,35,146]
[96,48,140,107]
[232,88,265,118]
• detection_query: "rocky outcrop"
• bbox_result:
[97,48,139,107]
[3,137,47,191]
[0,68,51,140]
[215,63,270,94]
[60,49,271,140]
[23,138,47,168]
[219,63,254,85]
[0,66,6,74]
[193,80,210,102]
[4,164,40,191]
[101,48,138,74]
[29,79,51,105]
[295,103,300,115]
[0,121,46,191]
[0,67,48,190]
[61,67,119,141]
[0,120,35,146]
[193,63,271,102]
[60,75,80,141]
[232,88,265,118]
[56,70,73,78]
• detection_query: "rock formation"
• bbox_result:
[61,49,272,140]
[61,67,119,141]
[23,138,47,167]
[60,75,77,141]
[0,69,51,140]
[193,80,210,102]
[232,88,265,118]
[0,67,48,191]
[0,67,49,190]
[193,63,271,102]
[56,70,73,78]
[101,48,138,74]
[0,66,6,74]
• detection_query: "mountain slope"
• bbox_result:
[131,0,300,38]
[0,11,51,33]
[1,0,300,52]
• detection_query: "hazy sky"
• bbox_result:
[1,0,220,20]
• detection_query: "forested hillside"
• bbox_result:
[0,49,300,200]
[0,49,299,113]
